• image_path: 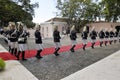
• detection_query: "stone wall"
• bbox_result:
[87,22,120,32]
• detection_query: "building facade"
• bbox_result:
[40,17,68,38]
[87,22,120,32]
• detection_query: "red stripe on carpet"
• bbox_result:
[0,52,17,60]
[0,41,100,60]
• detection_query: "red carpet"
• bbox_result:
[0,41,100,60]
[0,52,17,60]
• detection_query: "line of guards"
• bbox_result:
[2,22,120,61]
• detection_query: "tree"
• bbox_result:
[12,0,39,16]
[101,0,120,22]
[0,0,38,28]
[56,0,91,32]
[56,0,120,30]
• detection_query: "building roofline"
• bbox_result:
[45,17,68,22]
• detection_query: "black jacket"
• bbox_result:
[105,31,109,38]
[70,30,77,40]
[109,31,114,38]
[81,31,88,39]
[53,30,61,42]
[118,32,120,37]
[35,30,42,44]
[99,31,105,39]
[18,30,28,44]
[8,29,19,42]
[90,30,97,39]
[114,31,118,37]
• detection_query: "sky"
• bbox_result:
[32,0,57,23]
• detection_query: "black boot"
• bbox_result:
[70,45,76,52]
[35,50,43,59]
[53,48,60,56]
[91,42,95,49]
[11,49,14,55]
[83,44,86,51]
[22,51,27,61]
[100,42,103,47]
[14,48,17,56]
[111,40,113,44]
[17,51,21,60]
[9,46,11,52]
[110,41,112,45]
[105,41,107,46]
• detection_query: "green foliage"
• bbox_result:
[56,0,120,30]
[102,0,120,22]
[13,0,39,16]
[0,58,6,70]
[23,20,35,28]
[0,0,38,28]
[56,0,91,31]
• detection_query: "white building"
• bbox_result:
[40,17,68,38]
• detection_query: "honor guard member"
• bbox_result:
[90,27,97,49]
[3,27,11,52]
[81,26,88,50]
[8,22,18,56]
[109,28,114,45]
[114,29,118,43]
[69,25,77,52]
[99,28,105,47]
[118,31,120,42]
[17,22,28,60]
[53,26,61,56]
[34,24,43,59]
[104,28,109,46]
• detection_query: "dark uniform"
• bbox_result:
[17,30,28,60]
[69,30,77,52]
[8,29,19,56]
[34,30,43,59]
[81,31,88,50]
[53,30,61,42]
[118,31,120,42]
[109,31,114,45]
[53,30,61,56]
[99,30,105,47]
[114,31,118,43]
[104,31,109,46]
[90,30,97,48]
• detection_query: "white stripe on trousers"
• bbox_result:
[54,42,61,48]
[82,39,87,45]
[36,44,44,50]
[18,44,28,51]
[10,42,18,49]
[71,40,77,46]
